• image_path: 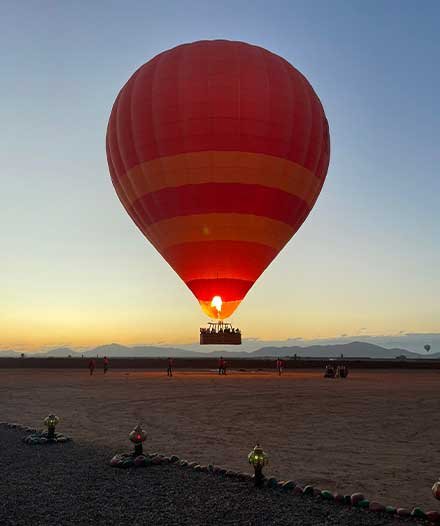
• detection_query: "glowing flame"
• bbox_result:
[211,296,222,315]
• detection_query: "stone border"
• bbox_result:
[0,421,71,445]
[23,430,71,445]
[0,421,38,433]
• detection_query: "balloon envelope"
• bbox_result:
[106,40,330,319]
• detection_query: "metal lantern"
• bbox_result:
[44,414,59,440]
[248,444,268,487]
[433,480,440,500]
[129,423,147,456]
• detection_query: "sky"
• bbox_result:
[1,1,439,352]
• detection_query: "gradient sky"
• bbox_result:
[1,1,439,351]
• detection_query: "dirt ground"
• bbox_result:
[1,368,439,510]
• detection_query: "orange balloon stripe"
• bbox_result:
[112,150,323,211]
[139,214,296,253]
[162,240,277,283]
[199,299,243,320]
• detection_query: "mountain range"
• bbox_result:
[1,341,439,359]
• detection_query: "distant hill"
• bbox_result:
[424,351,440,359]
[39,347,78,357]
[2,341,438,359]
[251,341,423,359]
[0,350,21,357]
[83,343,198,358]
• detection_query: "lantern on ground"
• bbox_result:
[248,444,268,487]
[44,414,59,440]
[129,424,147,456]
[433,480,440,500]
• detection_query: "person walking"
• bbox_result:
[88,359,96,376]
[103,356,109,374]
[167,357,173,377]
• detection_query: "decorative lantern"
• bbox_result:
[433,480,440,500]
[44,414,59,440]
[248,444,268,487]
[129,423,147,456]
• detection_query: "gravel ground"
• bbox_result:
[0,428,422,526]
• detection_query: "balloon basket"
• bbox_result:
[200,321,242,345]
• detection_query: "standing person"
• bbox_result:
[276,357,283,376]
[167,357,173,377]
[222,358,227,375]
[88,359,96,376]
[103,356,109,374]
[218,357,224,375]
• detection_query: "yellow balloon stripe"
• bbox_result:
[141,213,296,253]
[112,150,323,211]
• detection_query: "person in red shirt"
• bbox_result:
[218,357,226,375]
[167,357,173,377]
[88,359,96,376]
[103,356,109,374]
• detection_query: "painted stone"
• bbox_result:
[303,485,314,496]
[411,507,426,519]
[134,455,147,467]
[426,510,440,523]
[320,490,334,501]
[312,488,321,497]
[333,493,345,504]
[350,493,365,506]
[110,455,121,466]
[266,477,278,488]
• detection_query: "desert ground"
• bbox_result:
[1,368,439,510]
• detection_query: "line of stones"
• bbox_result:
[0,421,71,444]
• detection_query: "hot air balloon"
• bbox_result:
[106,40,330,342]
[424,344,431,352]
